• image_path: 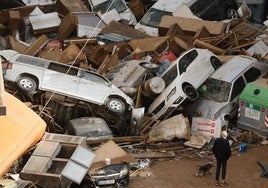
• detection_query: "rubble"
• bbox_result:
[0,0,268,187]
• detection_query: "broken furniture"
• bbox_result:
[0,91,46,176]
[68,117,113,139]
[20,133,96,188]
[89,162,130,187]
[195,21,267,54]
[257,161,268,178]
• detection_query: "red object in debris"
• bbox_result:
[158,51,177,63]
[134,53,141,60]
[45,40,62,50]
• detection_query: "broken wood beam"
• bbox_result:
[86,136,145,145]
[193,39,225,55]
[131,151,176,158]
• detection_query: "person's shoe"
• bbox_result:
[220,180,229,186]
[216,181,220,186]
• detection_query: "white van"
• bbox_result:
[0,50,135,115]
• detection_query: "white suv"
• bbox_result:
[148,48,222,120]
[0,50,136,116]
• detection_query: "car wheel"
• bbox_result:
[225,7,239,19]
[17,76,37,94]
[183,85,199,101]
[106,98,126,115]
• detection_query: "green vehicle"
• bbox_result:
[237,78,268,136]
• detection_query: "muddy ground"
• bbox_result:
[129,145,268,188]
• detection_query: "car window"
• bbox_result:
[162,65,178,88]
[16,55,47,68]
[80,70,110,85]
[202,78,231,102]
[178,49,198,74]
[47,62,78,76]
[91,0,127,13]
[230,76,245,101]
[244,67,262,83]
[140,8,172,27]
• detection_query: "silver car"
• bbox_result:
[184,55,268,127]
[0,50,135,116]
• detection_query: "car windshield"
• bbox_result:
[201,78,231,103]
[91,0,127,13]
[140,8,172,27]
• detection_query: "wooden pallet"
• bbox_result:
[140,116,160,137]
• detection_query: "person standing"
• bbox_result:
[212,130,232,186]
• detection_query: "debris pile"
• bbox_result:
[1,0,268,187]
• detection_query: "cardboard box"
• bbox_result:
[8,10,21,30]
[58,13,77,40]
[159,16,227,36]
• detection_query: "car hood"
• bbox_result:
[186,98,226,119]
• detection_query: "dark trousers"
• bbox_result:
[215,159,227,181]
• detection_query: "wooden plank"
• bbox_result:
[86,136,145,145]
[131,151,176,158]
[193,39,225,55]
[159,16,227,35]
[141,116,160,136]
[24,34,49,56]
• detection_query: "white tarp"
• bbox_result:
[149,114,191,143]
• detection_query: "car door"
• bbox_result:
[77,70,112,105]
[41,62,79,96]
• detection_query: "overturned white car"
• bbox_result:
[0,50,144,135]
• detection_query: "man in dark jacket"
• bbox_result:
[212,130,231,186]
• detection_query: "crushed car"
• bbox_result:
[89,163,130,187]
[87,0,137,25]
[135,0,239,36]
[147,48,222,120]
[0,49,144,136]
[184,55,268,128]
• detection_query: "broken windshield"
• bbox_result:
[201,78,231,103]
[140,8,172,27]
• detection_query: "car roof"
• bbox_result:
[210,56,256,82]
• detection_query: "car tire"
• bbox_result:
[225,7,239,19]
[183,84,199,101]
[106,97,126,115]
[17,76,37,95]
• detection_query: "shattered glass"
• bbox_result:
[201,78,231,102]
